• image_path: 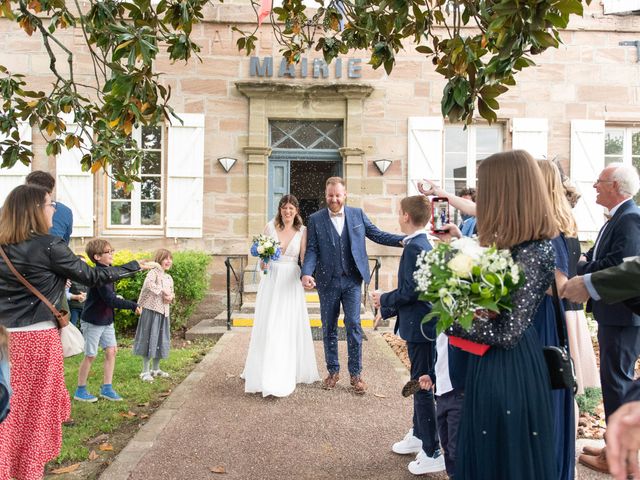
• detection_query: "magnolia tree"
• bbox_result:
[0,0,588,182]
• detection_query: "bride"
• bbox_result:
[242,194,320,397]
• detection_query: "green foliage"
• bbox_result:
[576,387,603,416]
[94,249,211,333]
[0,0,208,183]
[236,0,591,124]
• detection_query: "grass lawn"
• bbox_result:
[48,337,215,471]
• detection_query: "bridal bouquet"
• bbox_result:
[250,234,281,274]
[413,237,524,339]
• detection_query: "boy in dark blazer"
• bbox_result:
[371,195,444,475]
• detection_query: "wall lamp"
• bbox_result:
[218,157,237,173]
[373,159,393,175]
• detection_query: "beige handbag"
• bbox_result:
[0,245,84,357]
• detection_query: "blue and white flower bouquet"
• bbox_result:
[413,236,524,338]
[250,234,282,274]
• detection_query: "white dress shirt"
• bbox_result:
[329,207,345,235]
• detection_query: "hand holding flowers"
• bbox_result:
[413,236,524,337]
[250,234,282,274]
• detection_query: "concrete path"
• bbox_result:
[101,329,610,479]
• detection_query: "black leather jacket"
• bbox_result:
[0,234,140,328]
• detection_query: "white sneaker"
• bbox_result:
[139,372,154,382]
[408,450,446,475]
[151,369,170,378]
[392,428,423,455]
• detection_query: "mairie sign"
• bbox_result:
[249,56,362,79]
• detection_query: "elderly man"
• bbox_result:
[573,163,640,474]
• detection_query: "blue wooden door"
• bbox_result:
[268,160,290,219]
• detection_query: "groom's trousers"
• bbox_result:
[407,341,440,457]
[318,275,363,376]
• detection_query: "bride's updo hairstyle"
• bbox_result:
[476,150,557,249]
[274,194,304,231]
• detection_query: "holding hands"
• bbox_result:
[370,290,382,309]
[301,275,316,290]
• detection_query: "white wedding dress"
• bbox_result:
[242,221,320,397]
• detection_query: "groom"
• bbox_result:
[301,177,404,394]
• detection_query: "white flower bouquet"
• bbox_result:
[413,236,524,339]
[250,234,282,274]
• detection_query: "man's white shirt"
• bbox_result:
[329,208,345,235]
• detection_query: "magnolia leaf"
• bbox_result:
[210,465,227,474]
[88,450,99,461]
[51,463,81,474]
[99,443,114,451]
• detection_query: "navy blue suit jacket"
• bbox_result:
[578,199,640,327]
[379,233,436,343]
[301,206,404,289]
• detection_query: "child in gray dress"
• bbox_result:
[134,249,175,382]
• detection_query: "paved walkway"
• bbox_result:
[101,328,608,479]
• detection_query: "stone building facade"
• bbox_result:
[1,0,640,295]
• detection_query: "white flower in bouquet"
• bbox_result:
[414,238,525,335]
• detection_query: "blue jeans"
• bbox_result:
[70,308,83,328]
[318,275,363,376]
[407,341,439,457]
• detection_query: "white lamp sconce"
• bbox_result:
[218,157,237,173]
[373,159,392,175]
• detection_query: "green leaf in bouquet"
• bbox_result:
[472,265,482,276]
[484,273,498,285]
[470,282,481,294]
[476,298,499,311]
[455,311,471,330]
[500,286,509,296]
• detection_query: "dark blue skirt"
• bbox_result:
[455,327,556,479]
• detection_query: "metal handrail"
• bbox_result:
[364,257,381,312]
[224,255,246,330]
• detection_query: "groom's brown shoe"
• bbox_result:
[350,375,367,395]
[322,372,339,390]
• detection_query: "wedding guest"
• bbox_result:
[25,170,73,244]
[74,239,142,403]
[575,163,640,474]
[436,150,558,479]
[534,159,576,480]
[371,195,444,475]
[559,177,600,395]
[0,184,148,480]
[134,249,175,382]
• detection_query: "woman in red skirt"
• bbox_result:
[0,184,149,480]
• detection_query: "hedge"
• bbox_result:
[90,250,211,334]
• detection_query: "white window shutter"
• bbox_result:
[407,117,444,195]
[0,122,32,206]
[166,114,205,238]
[56,123,94,237]
[570,120,606,241]
[512,118,548,159]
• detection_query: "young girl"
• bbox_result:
[134,249,175,382]
[0,326,10,423]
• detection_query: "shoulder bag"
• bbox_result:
[543,281,578,394]
[0,245,84,357]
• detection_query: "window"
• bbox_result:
[604,126,640,202]
[443,124,503,194]
[108,125,164,228]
